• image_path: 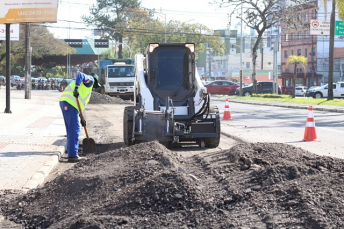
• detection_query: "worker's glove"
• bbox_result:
[73,87,79,98]
[80,119,87,127]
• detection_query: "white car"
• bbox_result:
[306,82,344,98]
[295,86,307,96]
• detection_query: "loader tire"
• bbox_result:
[123,106,137,146]
[205,105,220,148]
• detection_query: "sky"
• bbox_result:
[48,0,237,39]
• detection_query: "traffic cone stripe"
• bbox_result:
[223,98,232,120]
[303,106,317,141]
[306,122,315,127]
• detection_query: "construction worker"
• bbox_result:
[59,72,100,162]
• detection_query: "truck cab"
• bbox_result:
[103,62,135,100]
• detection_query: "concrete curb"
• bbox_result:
[22,146,65,191]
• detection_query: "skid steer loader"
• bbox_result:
[123,43,220,148]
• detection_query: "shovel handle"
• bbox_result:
[76,96,90,139]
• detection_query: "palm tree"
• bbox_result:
[286,55,308,98]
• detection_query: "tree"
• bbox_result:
[215,0,315,94]
[82,0,141,59]
[0,24,75,74]
[339,0,344,20]
[286,55,308,98]
[128,18,225,56]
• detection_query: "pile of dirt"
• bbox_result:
[89,91,131,104]
[1,141,344,228]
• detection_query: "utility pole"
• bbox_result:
[239,1,243,96]
[4,24,11,113]
[311,35,315,87]
[25,23,31,99]
[208,54,212,80]
[328,0,335,100]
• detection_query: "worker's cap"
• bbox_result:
[90,73,101,88]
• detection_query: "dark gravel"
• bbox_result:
[1,140,344,228]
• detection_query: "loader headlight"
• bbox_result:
[185,44,195,53]
[149,43,159,52]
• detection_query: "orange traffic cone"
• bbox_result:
[223,98,232,120]
[303,106,318,141]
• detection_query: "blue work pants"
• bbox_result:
[60,101,80,157]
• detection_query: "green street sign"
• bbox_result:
[335,21,344,36]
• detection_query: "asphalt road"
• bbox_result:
[3,87,343,159]
[212,100,344,159]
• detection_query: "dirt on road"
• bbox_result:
[1,92,344,228]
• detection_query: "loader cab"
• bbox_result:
[146,43,196,108]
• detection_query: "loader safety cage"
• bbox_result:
[123,43,220,148]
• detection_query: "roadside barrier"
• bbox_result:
[303,106,318,141]
[223,98,232,120]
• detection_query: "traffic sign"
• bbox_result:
[310,20,330,35]
[335,21,344,36]
[0,23,19,40]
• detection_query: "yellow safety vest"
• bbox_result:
[60,81,93,113]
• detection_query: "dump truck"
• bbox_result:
[98,59,135,100]
[123,43,220,148]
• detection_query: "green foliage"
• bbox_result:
[0,24,75,74]
[338,0,344,21]
[231,94,344,107]
[286,55,308,66]
[251,93,283,98]
[83,2,225,57]
[129,19,225,56]
[83,0,141,58]
[100,49,116,59]
[286,55,308,98]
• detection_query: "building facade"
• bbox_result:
[316,0,344,84]
[280,1,320,87]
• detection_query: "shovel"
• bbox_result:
[76,96,97,154]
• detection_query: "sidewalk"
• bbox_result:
[0,88,66,192]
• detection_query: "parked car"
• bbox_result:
[203,80,212,85]
[295,86,308,96]
[204,80,239,95]
[10,75,21,87]
[306,82,344,98]
[235,81,282,96]
[306,86,319,93]
[281,86,293,95]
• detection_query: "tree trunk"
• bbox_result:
[252,37,261,93]
[328,0,335,100]
[293,63,297,98]
[118,34,123,59]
